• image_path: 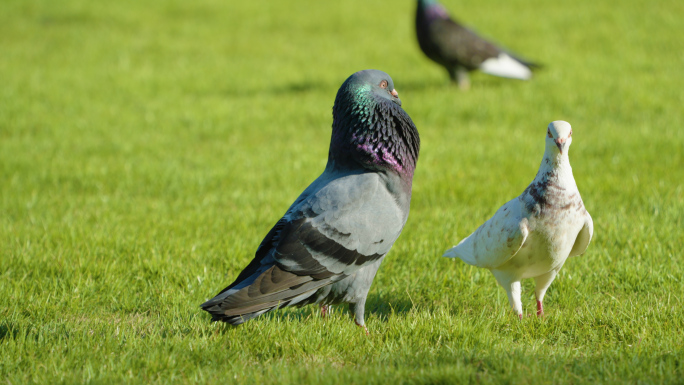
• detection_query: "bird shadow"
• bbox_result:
[365,292,415,321]
[207,292,415,334]
[275,81,327,94]
[218,76,529,99]
[398,79,452,93]
[398,74,534,93]
[220,80,333,98]
[0,321,21,343]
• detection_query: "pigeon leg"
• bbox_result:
[320,304,330,318]
[534,270,558,317]
[456,67,471,90]
[536,300,543,317]
[349,301,369,335]
[492,271,523,318]
[447,67,457,84]
[355,320,369,335]
[507,281,523,318]
[446,67,470,90]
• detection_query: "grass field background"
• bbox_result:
[1,0,683,383]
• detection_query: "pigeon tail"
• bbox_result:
[200,264,336,324]
[203,285,323,325]
[504,50,542,70]
[479,53,533,80]
[442,244,478,265]
[208,308,273,325]
[202,281,332,325]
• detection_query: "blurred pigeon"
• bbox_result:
[201,70,420,332]
[416,0,539,89]
[444,121,593,318]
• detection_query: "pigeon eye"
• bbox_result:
[379,80,388,89]
[547,130,552,138]
[569,130,573,137]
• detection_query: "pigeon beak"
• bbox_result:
[390,89,402,106]
[554,138,565,154]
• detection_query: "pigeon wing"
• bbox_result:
[202,172,405,315]
[429,18,500,69]
[274,172,405,276]
[569,212,593,257]
[443,198,529,269]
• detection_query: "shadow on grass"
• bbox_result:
[398,74,533,93]
[398,79,451,93]
[220,81,333,98]
[366,292,415,320]
[218,76,523,99]
[275,81,327,95]
[0,321,19,342]
[208,291,415,333]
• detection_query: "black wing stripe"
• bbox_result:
[214,217,289,296]
[274,218,384,275]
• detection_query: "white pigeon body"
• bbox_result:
[444,121,593,317]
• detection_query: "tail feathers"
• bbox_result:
[200,265,335,325]
[479,53,533,80]
[442,241,478,266]
[508,52,542,69]
[442,247,458,259]
[208,305,283,325]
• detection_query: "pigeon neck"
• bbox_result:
[538,148,573,182]
[418,0,441,8]
[329,90,420,181]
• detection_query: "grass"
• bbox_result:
[1,0,683,383]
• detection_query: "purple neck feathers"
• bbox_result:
[329,89,420,181]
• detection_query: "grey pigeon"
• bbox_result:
[444,121,593,318]
[201,70,420,332]
[416,0,538,89]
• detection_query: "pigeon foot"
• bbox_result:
[320,304,330,318]
[355,320,369,335]
[536,300,544,317]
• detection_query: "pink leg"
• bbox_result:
[320,304,329,317]
[355,320,369,335]
[518,313,523,320]
[537,300,544,317]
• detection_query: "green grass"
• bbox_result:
[1,0,683,383]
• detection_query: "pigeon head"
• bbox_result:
[329,70,420,180]
[417,0,448,20]
[418,0,441,7]
[344,69,402,106]
[546,121,573,155]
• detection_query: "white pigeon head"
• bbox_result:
[546,121,573,155]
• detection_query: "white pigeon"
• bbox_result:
[444,121,593,318]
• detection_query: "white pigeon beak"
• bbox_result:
[554,138,566,154]
[391,89,399,98]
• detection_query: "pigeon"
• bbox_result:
[444,121,593,318]
[201,70,420,332]
[415,0,539,89]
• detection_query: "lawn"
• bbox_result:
[1,0,683,383]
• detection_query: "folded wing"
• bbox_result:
[430,18,501,70]
[443,198,529,269]
[569,213,593,257]
[201,172,405,323]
